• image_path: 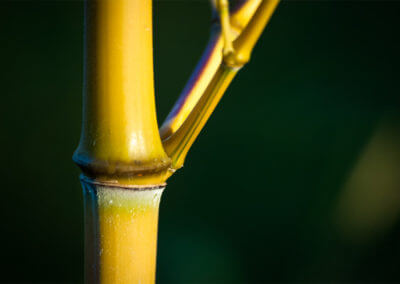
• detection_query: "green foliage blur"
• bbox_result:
[0,1,399,282]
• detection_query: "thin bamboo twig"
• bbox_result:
[224,0,280,68]
[217,0,235,56]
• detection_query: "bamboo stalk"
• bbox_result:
[74,0,171,186]
[74,0,280,282]
[74,0,168,282]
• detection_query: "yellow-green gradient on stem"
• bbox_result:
[73,0,170,185]
[83,177,164,283]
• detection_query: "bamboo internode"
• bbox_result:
[74,0,171,185]
[82,176,164,283]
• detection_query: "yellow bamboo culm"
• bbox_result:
[74,0,171,186]
[74,0,169,282]
[74,0,281,283]
[97,186,163,283]
[82,178,164,283]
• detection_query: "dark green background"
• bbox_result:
[1,0,400,282]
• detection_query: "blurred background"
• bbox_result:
[1,0,400,282]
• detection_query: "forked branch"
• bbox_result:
[162,0,280,172]
[159,0,263,142]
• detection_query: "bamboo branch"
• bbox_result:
[224,0,280,68]
[163,65,238,171]
[216,0,234,56]
[159,0,262,140]
[162,0,280,171]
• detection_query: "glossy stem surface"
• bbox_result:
[74,0,170,184]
